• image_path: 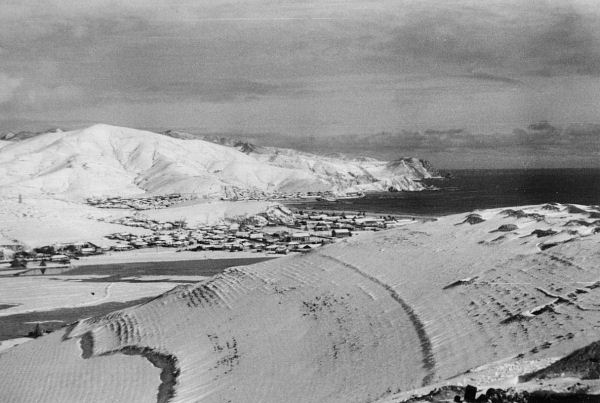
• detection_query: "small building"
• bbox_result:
[289,232,310,242]
[313,223,330,231]
[79,247,97,255]
[131,241,148,248]
[332,229,351,237]
[354,217,385,228]
[112,244,133,251]
[50,254,69,263]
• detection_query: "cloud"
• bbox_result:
[0,73,22,104]
[299,121,600,157]
[0,80,88,112]
[138,79,287,103]
[525,12,600,76]
[384,2,600,77]
[461,71,523,85]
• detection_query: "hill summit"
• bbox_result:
[0,124,435,199]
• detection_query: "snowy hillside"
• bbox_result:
[238,144,434,193]
[0,124,434,200]
[2,203,600,402]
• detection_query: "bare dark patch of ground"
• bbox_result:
[64,257,275,278]
[79,330,179,403]
[0,297,152,341]
[520,340,600,382]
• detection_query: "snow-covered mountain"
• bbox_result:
[0,124,435,199]
[241,144,435,193]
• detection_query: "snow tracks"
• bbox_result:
[319,254,436,386]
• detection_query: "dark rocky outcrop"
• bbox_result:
[531,229,557,238]
[462,214,485,225]
[496,224,518,232]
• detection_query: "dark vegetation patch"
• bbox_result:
[542,204,561,211]
[520,341,600,382]
[0,297,152,341]
[566,205,589,214]
[501,209,545,221]
[501,304,556,325]
[564,219,595,227]
[461,213,485,225]
[400,385,600,402]
[0,303,19,310]
[207,334,240,377]
[531,229,558,238]
[494,224,519,232]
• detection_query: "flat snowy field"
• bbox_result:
[1,203,600,402]
[0,196,275,248]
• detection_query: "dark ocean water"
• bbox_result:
[288,169,600,216]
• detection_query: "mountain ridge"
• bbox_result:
[0,124,436,200]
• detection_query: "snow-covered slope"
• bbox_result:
[240,144,433,193]
[0,124,434,200]
[0,196,278,248]
[2,203,600,402]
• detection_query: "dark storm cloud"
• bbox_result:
[305,122,600,157]
[385,4,600,77]
[525,12,600,76]
[1,0,600,170]
[461,72,523,85]
[139,79,286,102]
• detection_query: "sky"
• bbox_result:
[1,0,600,168]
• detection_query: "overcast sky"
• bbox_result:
[2,0,600,167]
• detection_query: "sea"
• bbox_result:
[287,169,600,217]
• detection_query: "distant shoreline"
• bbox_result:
[283,203,439,221]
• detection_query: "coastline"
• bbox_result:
[283,203,439,222]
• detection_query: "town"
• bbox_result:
[85,190,365,210]
[2,206,414,272]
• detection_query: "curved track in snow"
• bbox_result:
[320,254,436,386]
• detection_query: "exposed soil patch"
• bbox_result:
[0,297,153,341]
[118,346,179,403]
[65,257,275,277]
[520,340,600,382]
[79,331,179,403]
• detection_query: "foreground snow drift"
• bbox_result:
[2,203,600,402]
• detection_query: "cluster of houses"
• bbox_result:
[2,209,411,270]
[86,190,366,208]
[101,210,407,255]
[86,193,192,210]
[220,188,341,202]
[5,241,104,270]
